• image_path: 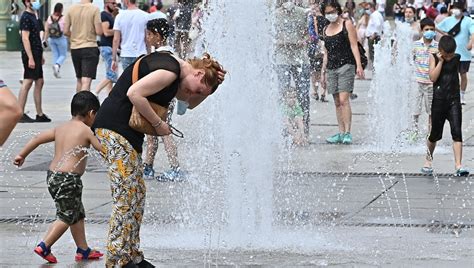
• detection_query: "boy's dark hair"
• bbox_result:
[440,7,448,14]
[438,35,457,54]
[320,0,342,15]
[71,91,100,117]
[147,18,170,38]
[420,17,435,30]
[156,1,163,10]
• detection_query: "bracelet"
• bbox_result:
[152,120,162,128]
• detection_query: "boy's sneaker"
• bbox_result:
[454,167,469,177]
[75,247,103,261]
[34,241,57,263]
[19,113,35,123]
[143,164,155,180]
[53,64,61,78]
[35,114,51,122]
[421,166,433,175]
[342,132,353,144]
[156,167,187,182]
[326,133,342,144]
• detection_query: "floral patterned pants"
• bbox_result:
[96,128,146,267]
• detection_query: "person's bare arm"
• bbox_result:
[101,21,114,37]
[321,45,328,89]
[127,69,177,135]
[87,129,103,153]
[346,21,364,78]
[429,53,443,82]
[13,128,55,166]
[0,87,22,146]
[63,13,71,37]
[112,30,121,71]
[43,20,49,41]
[21,30,35,69]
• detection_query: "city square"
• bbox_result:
[0,0,473,267]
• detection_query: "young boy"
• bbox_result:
[412,18,438,139]
[13,91,104,263]
[283,88,308,146]
[422,35,469,176]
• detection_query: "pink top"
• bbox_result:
[47,14,65,32]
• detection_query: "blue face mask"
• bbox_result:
[31,1,42,10]
[423,30,436,40]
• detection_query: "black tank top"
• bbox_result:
[433,53,460,101]
[93,52,181,153]
[323,20,356,70]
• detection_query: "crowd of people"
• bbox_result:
[0,0,472,266]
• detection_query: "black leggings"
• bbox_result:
[428,99,462,143]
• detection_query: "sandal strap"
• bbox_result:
[76,247,91,259]
[38,241,51,256]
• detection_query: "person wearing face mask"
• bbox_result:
[95,0,118,96]
[321,0,365,145]
[17,0,51,123]
[411,18,438,140]
[364,2,384,63]
[275,0,312,138]
[436,2,474,105]
[404,6,421,41]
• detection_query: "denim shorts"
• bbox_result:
[100,46,118,83]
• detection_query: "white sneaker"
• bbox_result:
[53,64,61,78]
[461,98,466,105]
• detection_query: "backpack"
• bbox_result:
[48,15,63,38]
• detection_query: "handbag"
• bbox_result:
[447,16,464,37]
[128,55,169,136]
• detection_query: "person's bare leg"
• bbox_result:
[424,139,436,168]
[460,72,467,93]
[332,94,344,133]
[80,77,92,91]
[0,87,22,145]
[162,135,179,168]
[95,79,111,95]
[43,220,69,247]
[428,115,432,133]
[144,135,159,166]
[339,92,351,133]
[453,141,463,170]
[76,78,82,92]
[70,219,88,250]
[33,78,44,116]
[18,79,34,112]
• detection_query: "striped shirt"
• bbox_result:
[413,39,438,84]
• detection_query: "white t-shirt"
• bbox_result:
[113,9,148,57]
[148,10,167,21]
[366,10,384,37]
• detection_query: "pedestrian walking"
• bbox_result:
[44,3,67,79]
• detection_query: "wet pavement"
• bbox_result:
[1,51,473,267]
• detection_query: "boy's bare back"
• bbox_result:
[50,120,102,174]
[14,119,102,175]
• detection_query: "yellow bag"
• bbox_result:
[128,56,169,136]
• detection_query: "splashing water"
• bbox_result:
[369,21,415,152]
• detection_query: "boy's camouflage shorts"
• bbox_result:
[46,170,85,225]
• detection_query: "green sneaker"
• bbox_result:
[326,133,342,144]
[342,132,353,144]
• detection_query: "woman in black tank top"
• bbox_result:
[92,18,226,267]
[320,0,364,145]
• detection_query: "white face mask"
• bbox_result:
[325,13,338,22]
[452,9,461,17]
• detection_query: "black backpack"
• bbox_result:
[48,15,63,38]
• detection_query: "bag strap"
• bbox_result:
[132,56,145,84]
[448,15,464,35]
